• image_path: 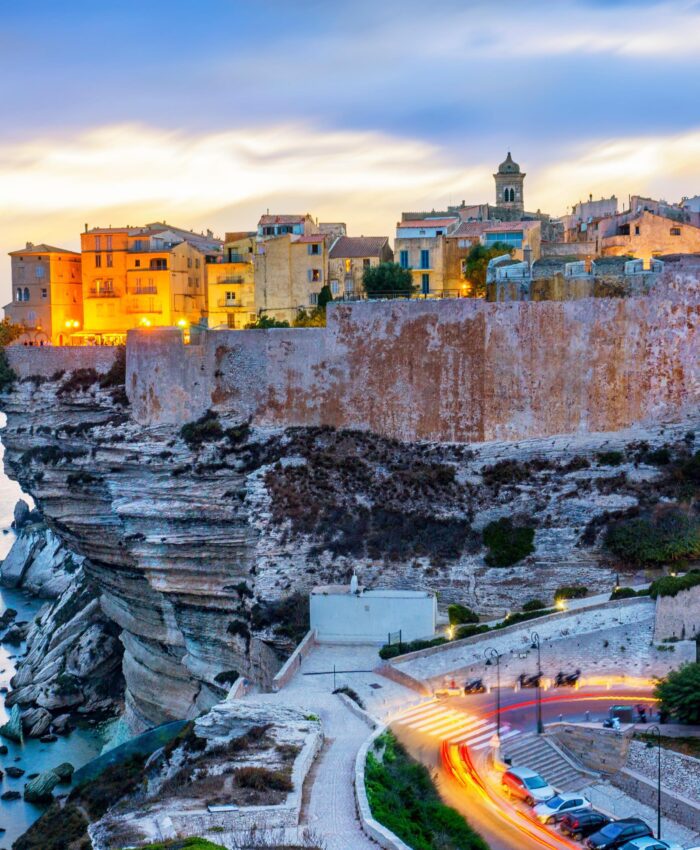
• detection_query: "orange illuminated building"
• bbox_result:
[80,222,222,343]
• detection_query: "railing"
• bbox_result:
[129,286,158,295]
[214,276,246,285]
[125,302,163,314]
[127,244,175,253]
[87,287,119,298]
[217,298,243,307]
[226,254,249,264]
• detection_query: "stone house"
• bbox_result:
[328,236,393,299]
[206,232,256,330]
[394,216,460,295]
[595,210,700,263]
[4,243,83,345]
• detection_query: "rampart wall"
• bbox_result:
[6,345,117,378]
[127,267,700,442]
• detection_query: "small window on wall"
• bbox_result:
[23,287,30,301]
[308,243,321,255]
[95,254,102,268]
[41,288,47,298]
[635,226,640,236]
[670,227,682,236]
[331,280,340,295]
[363,258,370,268]
[309,293,318,306]
[15,288,22,302]
[35,265,45,278]
[106,253,113,267]
[344,259,352,273]
[309,269,321,283]
[135,259,141,267]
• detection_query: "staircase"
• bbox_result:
[501,733,596,793]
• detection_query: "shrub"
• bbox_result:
[493,609,555,629]
[654,663,700,724]
[363,262,415,298]
[234,766,293,792]
[213,670,239,686]
[522,598,547,612]
[21,445,85,465]
[448,604,479,625]
[680,450,700,484]
[180,410,224,448]
[455,623,490,640]
[99,345,126,389]
[379,636,448,660]
[481,459,530,486]
[610,586,638,600]
[645,446,672,465]
[554,585,588,601]
[245,314,290,329]
[649,570,700,599]
[57,368,99,396]
[13,801,89,850]
[605,509,700,566]
[0,348,17,392]
[483,517,535,567]
[597,450,625,466]
[333,685,366,709]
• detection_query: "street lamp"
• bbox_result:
[646,725,662,839]
[530,631,544,734]
[485,647,502,741]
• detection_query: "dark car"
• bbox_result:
[586,819,653,849]
[560,810,611,841]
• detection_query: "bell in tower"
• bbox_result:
[494,152,526,214]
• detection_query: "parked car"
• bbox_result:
[560,810,612,841]
[619,840,682,850]
[464,678,486,694]
[533,793,591,824]
[501,766,555,805]
[586,818,653,849]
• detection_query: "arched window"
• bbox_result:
[504,188,510,202]
[509,188,516,203]
[23,287,30,302]
[16,288,23,302]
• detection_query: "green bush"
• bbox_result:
[680,450,700,484]
[333,685,365,709]
[234,765,293,792]
[522,598,546,612]
[379,636,448,660]
[493,609,555,629]
[554,585,588,601]
[605,509,700,566]
[483,517,535,567]
[610,586,638,600]
[645,446,672,465]
[245,313,290,329]
[0,347,17,393]
[365,731,489,850]
[448,604,479,625]
[13,802,89,850]
[597,450,624,466]
[455,623,490,640]
[654,663,700,725]
[134,840,226,850]
[649,570,700,599]
[180,410,224,448]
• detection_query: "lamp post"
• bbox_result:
[485,648,502,741]
[646,725,662,839]
[530,631,544,734]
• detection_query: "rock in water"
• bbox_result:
[0,609,17,631]
[1,623,28,645]
[52,762,74,783]
[23,769,60,803]
[21,707,52,738]
[1,790,20,801]
[0,705,23,743]
[5,767,24,778]
[12,500,31,530]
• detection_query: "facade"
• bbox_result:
[493,152,525,213]
[328,236,393,299]
[257,213,317,239]
[595,210,700,263]
[394,217,460,295]
[4,243,83,345]
[206,232,256,329]
[80,223,222,343]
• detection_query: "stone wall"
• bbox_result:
[548,722,631,773]
[654,585,700,641]
[126,267,700,442]
[6,345,118,378]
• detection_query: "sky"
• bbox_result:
[2,0,700,300]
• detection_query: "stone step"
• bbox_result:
[502,733,592,793]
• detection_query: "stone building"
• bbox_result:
[80,223,222,343]
[206,232,256,329]
[493,152,525,213]
[4,243,83,345]
[394,216,460,295]
[328,236,393,299]
[595,210,700,263]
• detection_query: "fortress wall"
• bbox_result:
[126,268,700,442]
[5,345,118,378]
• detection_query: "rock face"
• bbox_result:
[0,357,697,732]
[23,768,60,802]
[0,705,23,743]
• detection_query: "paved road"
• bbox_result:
[391,687,658,850]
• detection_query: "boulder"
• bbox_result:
[21,707,52,738]
[0,609,17,630]
[1,791,20,801]
[52,714,73,735]
[0,705,23,743]
[23,769,60,803]
[12,500,31,530]
[0,531,40,588]
[2,623,28,645]
[52,762,74,783]
[5,767,24,778]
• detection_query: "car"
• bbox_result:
[560,810,612,841]
[533,793,591,824]
[619,840,683,850]
[586,818,653,849]
[501,766,555,805]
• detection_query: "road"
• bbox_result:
[390,685,657,850]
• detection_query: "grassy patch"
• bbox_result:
[554,584,588,601]
[649,569,700,598]
[365,732,489,850]
[181,409,224,448]
[605,509,700,566]
[483,517,535,567]
[134,841,226,850]
[634,732,700,759]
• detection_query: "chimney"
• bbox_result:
[26,242,34,250]
[84,223,88,233]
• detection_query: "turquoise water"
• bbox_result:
[0,415,111,848]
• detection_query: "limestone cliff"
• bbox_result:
[1,362,697,731]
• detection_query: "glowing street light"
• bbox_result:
[485,647,502,741]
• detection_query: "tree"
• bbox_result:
[317,284,333,311]
[0,319,22,347]
[244,314,290,329]
[363,262,415,299]
[293,284,334,327]
[0,319,22,393]
[654,663,700,724]
[463,241,515,298]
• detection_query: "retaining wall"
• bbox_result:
[5,344,118,378]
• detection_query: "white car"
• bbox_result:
[619,839,683,850]
[533,793,591,824]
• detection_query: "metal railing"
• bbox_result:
[127,244,175,253]
[129,286,158,295]
[217,298,243,307]
[87,287,119,298]
[125,302,163,314]
[213,276,246,285]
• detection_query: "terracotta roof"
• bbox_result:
[296,234,325,244]
[452,220,541,238]
[225,231,255,242]
[396,218,458,229]
[329,236,388,259]
[259,214,309,226]
[9,243,80,256]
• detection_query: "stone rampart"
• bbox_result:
[126,267,700,442]
[654,585,700,641]
[5,345,117,378]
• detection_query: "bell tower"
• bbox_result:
[494,152,525,213]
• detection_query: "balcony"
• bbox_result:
[87,287,119,298]
[217,298,243,308]
[214,276,246,285]
[127,244,175,253]
[125,300,163,314]
[129,286,158,295]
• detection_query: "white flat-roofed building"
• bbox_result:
[310,583,437,644]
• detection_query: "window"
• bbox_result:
[35,265,45,278]
[41,288,47,299]
[421,273,430,295]
[308,243,321,255]
[420,249,430,269]
[670,227,681,236]
[635,226,641,235]
[436,230,443,236]
[106,253,113,268]
[23,287,30,302]
[399,250,409,269]
[485,231,523,249]
[309,268,322,283]
[95,236,101,251]
[331,280,340,295]
[363,258,370,268]
[106,235,112,250]
[187,257,192,268]
[15,288,22,302]
[195,258,200,269]
[95,254,102,268]
[344,258,352,273]
[309,293,318,306]
[150,258,167,270]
